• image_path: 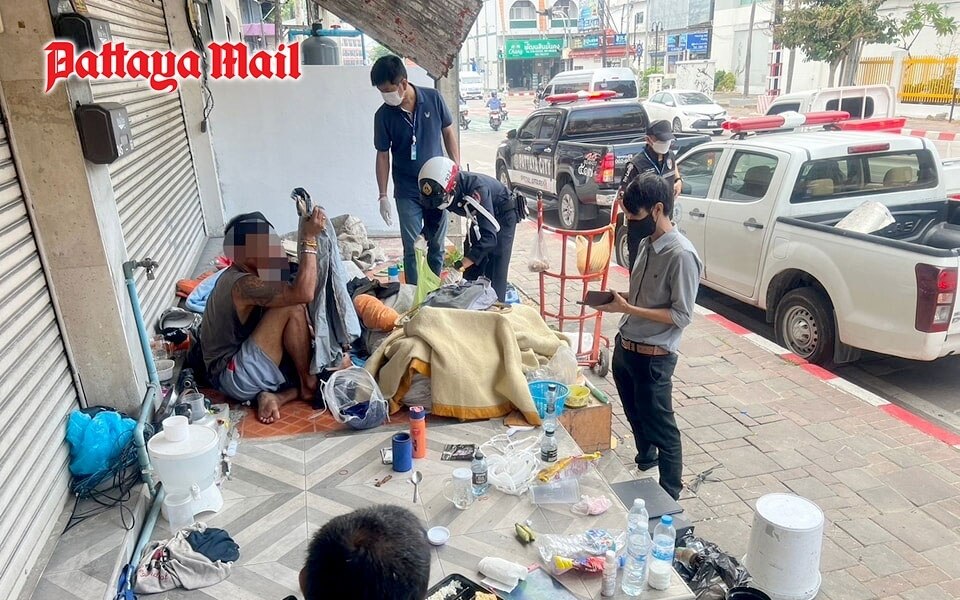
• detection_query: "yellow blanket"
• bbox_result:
[365,305,566,424]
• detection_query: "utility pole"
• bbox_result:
[600,0,608,67]
[274,0,282,48]
[743,0,757,96]
[784,0,799,93]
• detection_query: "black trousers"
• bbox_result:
[464,215,517,302]
[612,338,683,500]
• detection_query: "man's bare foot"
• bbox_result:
[257,391,282,424]
[300,373,318,402]
[338,353,353,370]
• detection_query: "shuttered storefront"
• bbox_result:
[86,0,207,328]
[0,109,82,600]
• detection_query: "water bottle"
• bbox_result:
[471,449,490,496]
[621,499,652,596]
[648,515,677,591]
[544,384,558,432]
[540,426,558,462]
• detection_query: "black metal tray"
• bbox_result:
[425,573,494,600]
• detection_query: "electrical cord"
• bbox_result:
[184,0,215,129]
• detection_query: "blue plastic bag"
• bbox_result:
[66,410,137,477]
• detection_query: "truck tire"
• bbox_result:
[497,164,511,191]
[774,288,836,366]
[672,118,683,133]
[558,184,582,229]
[615,219,629,268]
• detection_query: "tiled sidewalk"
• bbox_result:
[510,220,960,600]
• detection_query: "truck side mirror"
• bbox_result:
[507,129,517,140]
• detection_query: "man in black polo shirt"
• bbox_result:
[617,120,683,268]
[372,56,460,285]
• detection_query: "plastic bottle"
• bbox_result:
[388,264,400,283]
[471,448,490,496]
[544,384,558,432]
[648,515,677,591]
[540,427,558,462]
[621,499,652,596]
[409,406,427,459]
[600,550,618,597]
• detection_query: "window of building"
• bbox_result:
[510,0,538,29]
[551,0,578,28]
[635,12,644,26]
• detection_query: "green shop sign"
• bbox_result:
[504,39,564,60]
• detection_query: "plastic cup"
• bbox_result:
[162,415,189,443]
[392,433,413,472]
[163,492,195,530]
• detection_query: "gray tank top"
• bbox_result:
[201,266,265,383]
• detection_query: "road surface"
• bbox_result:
[459,98,960,434]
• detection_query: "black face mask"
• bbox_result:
[629,212,657,239]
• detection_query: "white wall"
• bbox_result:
[711,3,773,95]
[209,65,432,236]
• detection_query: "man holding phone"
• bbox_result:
[595,172,701,500]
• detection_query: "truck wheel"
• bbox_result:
[775,288,836,366]
[558,184,582,229]
[497,164,511,191]
[615,220,629,268]
[672,118,683,133]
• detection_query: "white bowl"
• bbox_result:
[427,526,450,546]
[156,359,175,382]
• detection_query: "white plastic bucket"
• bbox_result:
[744,493,824,600]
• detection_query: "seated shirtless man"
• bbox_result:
[202,209,325,423]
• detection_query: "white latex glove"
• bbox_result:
[379,194,393,226]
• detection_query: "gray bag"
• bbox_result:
[421,277,498,311]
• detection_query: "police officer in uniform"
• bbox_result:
[617,120,684,269]
[418,156,526,302]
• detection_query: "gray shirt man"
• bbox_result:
[619,230,702,353]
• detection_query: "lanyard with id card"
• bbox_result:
[404,110,418,160]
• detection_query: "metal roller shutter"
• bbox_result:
[86,0,207,328]
[0,112,82,600]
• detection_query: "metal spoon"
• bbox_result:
[411,470,423,504]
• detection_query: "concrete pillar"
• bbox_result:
[162,0,226,236]
[890,49,906,114]
[0,0,142,412]
[435,71,464,245]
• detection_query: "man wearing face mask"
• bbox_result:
[596,173,701,500]
[417,156,526,301]
[371,56,460,285]
[617,120,684,269]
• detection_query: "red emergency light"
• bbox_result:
[722,110,851,134]
[545,90,619,104]
[835,117,907,133]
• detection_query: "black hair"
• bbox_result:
[623,172,674,217]
[370,55,407,86]
[223,212,273,247]
[303,505,430,600]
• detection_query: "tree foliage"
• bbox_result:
[894,2,958,53]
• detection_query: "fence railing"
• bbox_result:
[857,55,958,105]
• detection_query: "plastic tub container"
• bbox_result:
[162,492,196,530]
[156,359,175,382]
[528,381,569,418]
[565,385,591,408]
[162,415,189,442]
[744,493,824,600]
[529,477,581,505]
[148,422,220,495]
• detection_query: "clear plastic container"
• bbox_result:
[529,477,581,504]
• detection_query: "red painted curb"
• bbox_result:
[880,404,960,446]
[705,313,752,336]
[800,362,837,381]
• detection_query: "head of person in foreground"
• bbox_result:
[300,505,431,600]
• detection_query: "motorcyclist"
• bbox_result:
[485,91,505,114]
[418,156,526,301]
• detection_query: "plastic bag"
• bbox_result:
[575,226,613,275]
[546,345,579,385]
[66,410,136,477]
[322,367,388,430]
[536,529,626,575]
[413,239,441,306]
[675,532,751,600]
[528,226,550,272]
[481,433,542,496]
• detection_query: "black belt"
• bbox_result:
[620,337,671,356]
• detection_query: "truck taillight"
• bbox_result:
[595,152,616,184]
[915,264,958,333]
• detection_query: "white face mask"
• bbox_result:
[381,84,405,107]
[651,140,671,155]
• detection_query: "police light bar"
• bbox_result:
[835,117,907,133]
[545,90,619,104]
[722,110,851,134]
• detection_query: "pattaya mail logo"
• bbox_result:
[44,41,302,93]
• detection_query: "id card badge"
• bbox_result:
[410,135,417,160]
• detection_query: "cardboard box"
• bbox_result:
[558,398,612,452]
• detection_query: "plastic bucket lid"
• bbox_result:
[149,422,218,459]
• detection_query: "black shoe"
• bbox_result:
[636,452,659,471]
[637,461,659,472]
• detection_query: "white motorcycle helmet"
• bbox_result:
[418,156,459,210]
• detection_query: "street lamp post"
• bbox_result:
[651,21,663,71]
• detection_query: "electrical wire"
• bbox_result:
[185,0,215,128]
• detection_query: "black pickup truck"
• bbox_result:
[495,99,710,229]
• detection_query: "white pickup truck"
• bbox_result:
[648,124,960,365]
